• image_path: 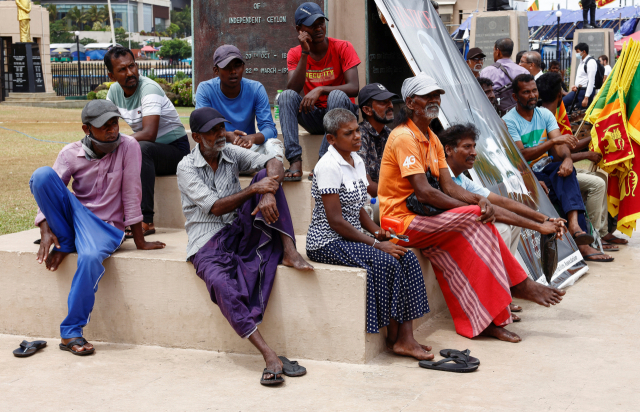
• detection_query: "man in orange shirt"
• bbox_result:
[378,73,566,343]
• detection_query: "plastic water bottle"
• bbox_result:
[274,90,283,121]
[364,195,375,222]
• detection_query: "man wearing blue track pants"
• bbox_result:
[29,100,166,356]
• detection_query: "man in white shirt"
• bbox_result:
[562,43,597,110]
[519,51,543,80]
[599,55,612,81]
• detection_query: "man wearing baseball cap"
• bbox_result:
[280,1,361,181]
[465,47,486,79]
[356,83,398,200]
[195,44,283,164]
[378,73,566,345]
[29,100,166,357]
[177,107,312,386]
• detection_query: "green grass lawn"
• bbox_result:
[0,106,194,235]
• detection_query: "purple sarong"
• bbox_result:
[191,169,295,338]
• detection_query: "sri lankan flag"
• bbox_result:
[556,101,572,136]
[528,0,539,11]
[585,39,640,236]
[596,0,616,7]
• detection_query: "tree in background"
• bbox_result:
[80,37,98,46]
[157,39,191,61]
[167,23,181,37]
[67,6,88,30]
[170,6,191,37]
[45,4,57,23]
[50,20,75,43]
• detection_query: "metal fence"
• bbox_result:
[52,61,193,96]
[542,50,572,86]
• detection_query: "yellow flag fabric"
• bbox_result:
[528,0,539,11]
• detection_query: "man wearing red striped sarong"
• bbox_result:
[378,74,566,342]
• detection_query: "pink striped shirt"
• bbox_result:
[34,134,143,231]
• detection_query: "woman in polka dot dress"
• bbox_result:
[306,108,433,361]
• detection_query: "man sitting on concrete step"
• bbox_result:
[29,100,166,356]
[195,44,284,164]
[280,2,360,181]
[177,107,313,386]
[356,83,398,200]
[104,46,189,238]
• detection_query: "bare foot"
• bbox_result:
[480,324,521,342]
[392,337,434,361]
[578,244,614,261]
[284,160,303,180]
[61,337,94,353]
[512,313,521,322]
[263,352,283,380]
[281,235,314,271]
[511,277,566,307]
[385,337,431,353]
[45,250,70,271]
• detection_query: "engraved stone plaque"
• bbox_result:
[473,15,510,67]
[194,0,324,104]
[11,43,45,93]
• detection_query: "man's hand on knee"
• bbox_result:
[252,193,280,224]
[299,87,324,113]
[250,176,280,195]
[477,198,496,224]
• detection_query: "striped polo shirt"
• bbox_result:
[107,76,186,145]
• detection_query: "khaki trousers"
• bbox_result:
[577,169,608,237]
[495,223,521,256]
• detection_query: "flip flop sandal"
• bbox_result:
[582,253,614,262]
[509,303,523,312]
[601,241,620,251]
[419,356,478,373]
[512,313,521,322]
[124,227,156,239]
[572,231,595,246]
[307,172,314,181]
[59,337,95,356]
[260,369,284,386]
[278,356,307,377]
[438,349,480,366]
[602,236,628,245]
[13,340,47,357]
[283,169,302,182]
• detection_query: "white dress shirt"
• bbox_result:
[575,55,598,97]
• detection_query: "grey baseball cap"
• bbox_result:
[213,44,245,68]
[81,99,121,127]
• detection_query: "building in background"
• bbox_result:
[38,0,172,34]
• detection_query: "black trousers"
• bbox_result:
[140,135,190,224]
[582,0,596,25]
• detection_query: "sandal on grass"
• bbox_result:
[59,337,95,356]
[278,356,307,377]
[13,340,47,357]
[419,356,478,373]
[438,349,480,366]
[283,169,302,182]
[582,253,614,263]
[260,369,284,386]
[572,231,595,246]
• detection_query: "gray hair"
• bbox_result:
[522,51,542,68]
[323,108,357,136]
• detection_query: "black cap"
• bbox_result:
[213,44,245,68]
[358,83,398,108]
[466,47,486,60]
[190,107,229,133]
[81,99,121,127]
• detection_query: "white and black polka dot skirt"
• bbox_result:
[307,240,430,333]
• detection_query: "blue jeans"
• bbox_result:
[29,167,124,338]
[278,89,359,164]
[563,87,595,113]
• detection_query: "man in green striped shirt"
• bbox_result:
[105,46,189,237]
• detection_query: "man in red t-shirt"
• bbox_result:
[280,2,361,181]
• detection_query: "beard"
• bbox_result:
[371,108,394,124]
[423,103,440,119]
[520,99,537,110]
[200,136,226,157]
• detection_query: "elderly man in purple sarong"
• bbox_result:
[177,107,313,386]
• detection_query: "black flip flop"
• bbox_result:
[572,231,595,245]
[283,169,302,182]
[438,349,480,366]
[582,253,614,262]
[59,337,95,356]
[601,241,620,252]
[419,356,478,373]
[13,340,47,357]
[278,356,307,377]
[307,171,314,181]
[260,369,284,386]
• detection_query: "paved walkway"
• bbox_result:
[1,233,638,411]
